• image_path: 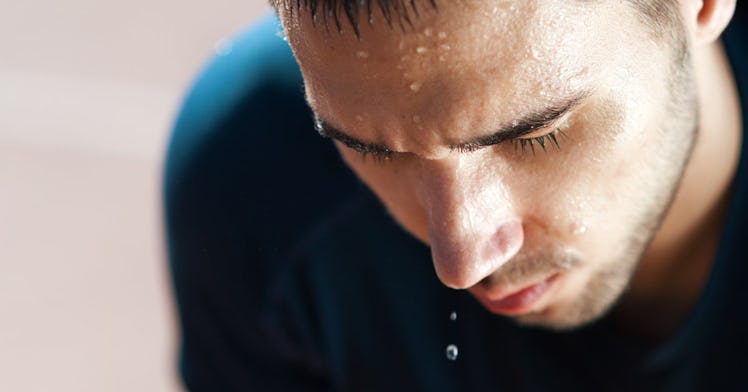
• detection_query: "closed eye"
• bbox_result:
[512,128,567,156]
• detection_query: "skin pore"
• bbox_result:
[277,0,741,340]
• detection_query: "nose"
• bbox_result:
[421,157,524,289]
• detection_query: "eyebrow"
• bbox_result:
[313,91,590,155]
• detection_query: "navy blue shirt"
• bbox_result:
[164,8,748,391]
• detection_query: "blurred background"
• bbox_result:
[1,1,268,390]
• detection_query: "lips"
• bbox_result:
[474,274,561,316]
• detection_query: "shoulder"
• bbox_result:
[164,14,361,255]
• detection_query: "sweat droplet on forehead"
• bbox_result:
[288,0,600,149]
[570,222,588,236]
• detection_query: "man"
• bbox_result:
[164,0,747,390]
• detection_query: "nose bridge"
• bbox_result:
[420,156,504,237]
[419,155,522,289]
[423,159,478,229]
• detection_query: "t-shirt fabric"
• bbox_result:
[164,6,748,391]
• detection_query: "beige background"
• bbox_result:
[1,1,269,391]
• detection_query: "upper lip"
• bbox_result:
[470,274,557,302]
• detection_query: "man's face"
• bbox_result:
[281,0,696,329]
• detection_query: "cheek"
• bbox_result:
[504,100,652,253]
[338,146,431,239]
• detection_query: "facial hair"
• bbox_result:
[510,34,699,331]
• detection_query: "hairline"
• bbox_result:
[269,0,681,38]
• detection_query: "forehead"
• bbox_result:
[281,1,640,142]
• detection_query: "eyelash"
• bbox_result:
[348,128,567,164]
[511,128,567,156]
[356,149,395,163]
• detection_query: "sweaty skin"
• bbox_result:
[278,0,741,339]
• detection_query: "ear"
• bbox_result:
[682,0,737,44]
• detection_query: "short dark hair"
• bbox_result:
[269,0,680,39]
[268,0,437,37]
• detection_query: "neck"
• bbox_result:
[612,40,743,342]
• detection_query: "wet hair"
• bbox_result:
[269,0,680,39]
[268,0,438,37]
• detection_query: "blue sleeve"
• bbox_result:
[162,15,352,390]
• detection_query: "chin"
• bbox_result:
[514,269,632,331]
